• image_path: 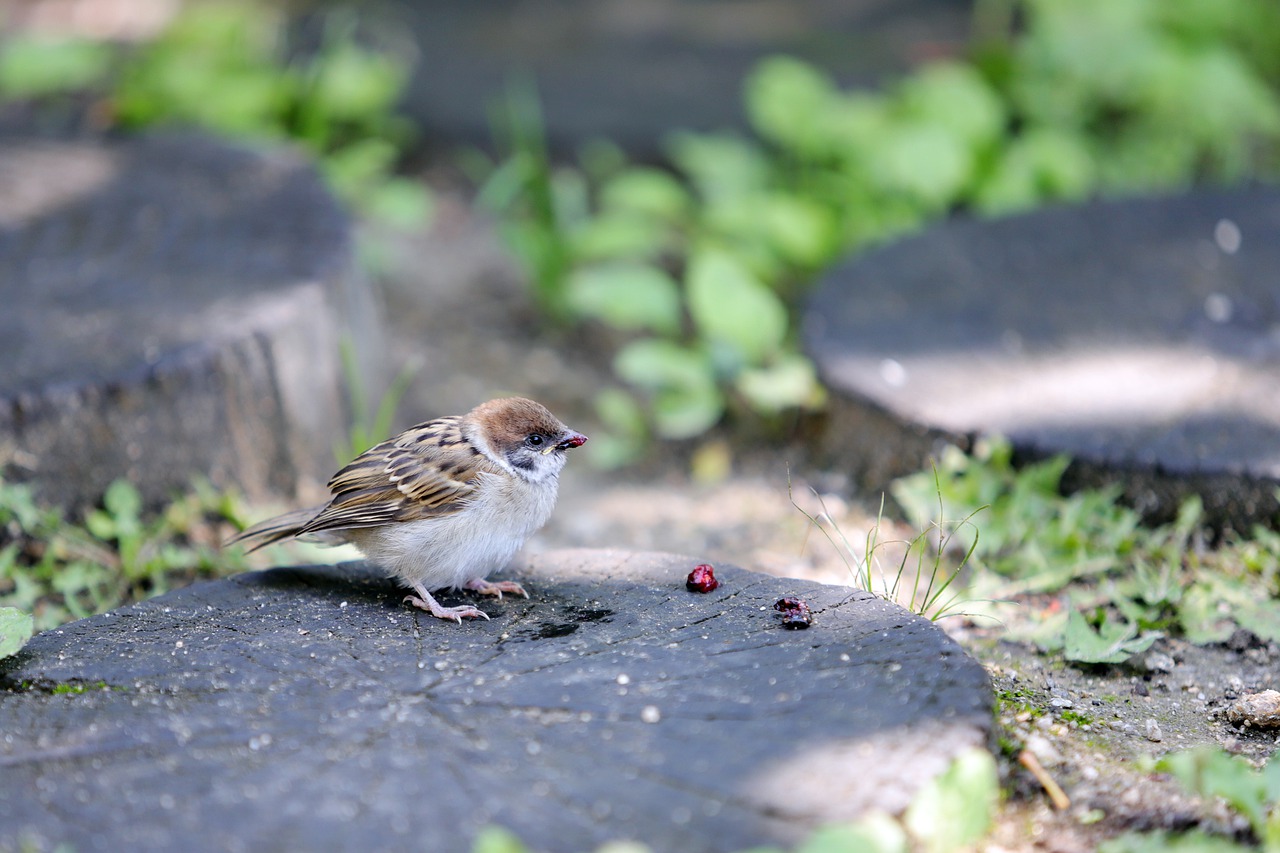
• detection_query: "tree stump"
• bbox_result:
[0,550,992,852]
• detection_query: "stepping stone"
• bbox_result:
[357,0,972,154]
[804,188,1280,528]
[0,132,375,510]
[0,550,991,852]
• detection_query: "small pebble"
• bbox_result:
[1145,719,1163,742]
[1024,734,1062,767]
[1225,689,1280,729]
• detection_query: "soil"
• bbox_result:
[366,183,1280,850]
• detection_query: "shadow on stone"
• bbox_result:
[0,131,377,511]
[805,188,1280,527]
[0,549,991,852]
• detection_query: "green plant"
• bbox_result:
[50,680,112,695]
[1102,747,1280,852]
[478,87,826,468]
[792,473,983,623]
[478,79,578,324]
[335,336,420,465]
[0,477,249,630]
[0,605,33,660]
[891,438,1280,663]
[481,0,1280,463]
[0,35,112,100]
[0,2,430,228]
[974,0,1280,198]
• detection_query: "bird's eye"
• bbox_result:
[525,433,545,447]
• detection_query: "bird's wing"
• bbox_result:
[225,505,327,552]
[298,416,496,534]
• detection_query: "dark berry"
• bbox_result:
[774,597,812,629]
[686,564,720,593]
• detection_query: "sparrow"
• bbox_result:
[228,397,587,623]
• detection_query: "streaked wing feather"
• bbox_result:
[226,505,325,551]
[299,416,493,535]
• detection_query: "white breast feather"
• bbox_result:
[346,472,560,591]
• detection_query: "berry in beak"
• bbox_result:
[557,432,588,451]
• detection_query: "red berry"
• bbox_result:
[686,564,720,593]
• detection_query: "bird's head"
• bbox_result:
[467,397,588,483]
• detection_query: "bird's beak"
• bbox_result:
[549,432,588,453]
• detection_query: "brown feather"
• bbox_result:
[226,506,326,552]
[294,416,500,537]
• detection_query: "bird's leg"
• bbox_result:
[404,581,490,623]
[464,578,529,600]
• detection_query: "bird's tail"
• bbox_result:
[225,506,326,552]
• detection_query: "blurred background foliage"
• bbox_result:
[474,0,1280,464]
[0,1,431,228]
[3,0,1278,463]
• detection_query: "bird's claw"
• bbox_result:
[403,594,490,622]
[464,579,529,600]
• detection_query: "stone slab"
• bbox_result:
[0,132,379,509]
[327,0,974,155]
[804,188,1280,527]
[0,549,991,852]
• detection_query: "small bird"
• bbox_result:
[228,397,587,623]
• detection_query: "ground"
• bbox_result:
[358,182,1280,850]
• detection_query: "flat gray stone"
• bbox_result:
[0,132,377,510]
[0,549,991,852]
[338,0,973,154]
[804,188,1280,527]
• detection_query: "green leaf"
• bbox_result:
[686,247,788,365]
[104,480,143,525]
[1159,747,1277,838]
[1235,597,1280,645]
[305,41,405,122]
[974,127,1097,215]
[1181,575,1280,645]
[757,194,838,268]
[0,37,114,99]
[322,138,399,198]
[1178,580,1237,645]
[360,178,434,230]
[744,56,839,155]
[566,263,682,335]
[1063,610,1159,664]
[735,354,823,413]
[470,825,529,853]
[598,167,691,222]
[904,747,998,852]
[896,62,1005,150]
[664,131,770,203]
[868,121,974,209]
[570,213,670,262]
[614,340,723,439]
[799,814,907,853]
[587,389,650,469]
[0,606,34,659]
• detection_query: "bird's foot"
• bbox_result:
[464,578,529,600]
[403,586,490,623]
